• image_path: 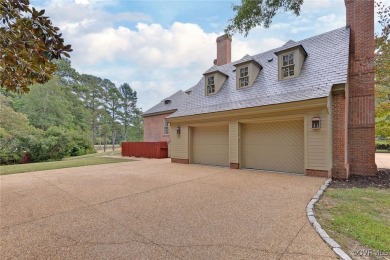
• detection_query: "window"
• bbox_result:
[239,67,249,88]
[282,53,295,78]
[207,76,215,94]
[163,120,169,135]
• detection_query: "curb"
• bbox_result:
[306,178,352,260]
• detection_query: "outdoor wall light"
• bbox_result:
[312,117,321,129]
[176,126,181,135]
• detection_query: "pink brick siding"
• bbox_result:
[143,113,172,142]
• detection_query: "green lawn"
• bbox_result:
[0,151,132,175]
[316,188,390,257]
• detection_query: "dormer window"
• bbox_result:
[207,76,215,94]
[282,53,295,78]
[203,69,228,96]
[234,55,262,90]
[275,44,307,80]
[239,67,249,88]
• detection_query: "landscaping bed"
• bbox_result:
[329,169,390,189]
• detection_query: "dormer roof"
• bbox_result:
[274,43,308,57]
[233,54,263,69]
[203,65,229,76]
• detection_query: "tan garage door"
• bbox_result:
[192,125,229,167]
[242,120,304,174]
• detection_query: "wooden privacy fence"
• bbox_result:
[121,142,168,159]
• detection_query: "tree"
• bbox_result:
[126,107,144,141]
[79,74,104,145]
[225,0,303,36]
[0,0,72,93]
[102,79,123,151]
[119,83,137,141]
[0,94,34,163]
[375,2,390,139]
[13,77,74,130]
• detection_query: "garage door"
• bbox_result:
[242,120,304,174]
[192,125,229,167]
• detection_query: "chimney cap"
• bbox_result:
[216,34,231,43]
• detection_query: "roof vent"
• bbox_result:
[267,57,273,62]
[164,100,171,104]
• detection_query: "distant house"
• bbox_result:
[143,0,377,179]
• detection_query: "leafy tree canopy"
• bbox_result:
[225,0,303,36]
[375,2,390,138]
[0,0,72,93]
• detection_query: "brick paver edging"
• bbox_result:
[306,178,352,260]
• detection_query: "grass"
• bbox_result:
[376,150,390,153]
[0,150,132,175]
[316,188,390,257]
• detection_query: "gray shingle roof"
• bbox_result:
[169,27,350,118]
[234,54,253,64]
[143,90,189,116]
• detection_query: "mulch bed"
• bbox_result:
[329,168,390,189]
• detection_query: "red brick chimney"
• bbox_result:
[214,34,231,66]
[345,0,377,176]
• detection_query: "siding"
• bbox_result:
[306,110,329,170]
[143,113,172,142]
[229,122,239,164]
[170,124,189,160]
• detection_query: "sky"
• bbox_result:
[30,0,388,111]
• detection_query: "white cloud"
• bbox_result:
[65,21,273,109]
[74,0,89,5]
[301,0,344,12]
[317,13,345,30]
[36,0,287,110]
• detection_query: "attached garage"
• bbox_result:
[192,125,229,167]
[242,120,304,174]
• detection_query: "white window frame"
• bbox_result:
[206,75,215,94]
[238,66,249,88]
[163,120,169,135]
[281,52,295,79]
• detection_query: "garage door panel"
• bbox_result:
[242,120,304,174]
[192,126,229,167]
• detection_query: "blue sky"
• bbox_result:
[31,0,387,111]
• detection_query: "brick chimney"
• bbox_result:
[345,0,377,176]
[214,34,231,66]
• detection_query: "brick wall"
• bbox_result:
[345,0,377,176]
[332,89,349,179]
[143,113,172,142]
[305,169,329,178]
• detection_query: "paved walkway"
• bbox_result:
[1,159,336,259]
[376,153,390,169]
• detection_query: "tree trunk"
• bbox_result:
[103,134,107,152]
[112,130,116,151]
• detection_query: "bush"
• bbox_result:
[375,138,390,151]
[67,129,94,156]
[18,127,94,162]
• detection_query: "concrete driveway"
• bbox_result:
[1,159,336,259]
[376,153,390,169]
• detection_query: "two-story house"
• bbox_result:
[143,0,377,179]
